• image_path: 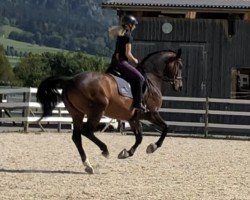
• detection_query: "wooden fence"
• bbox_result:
[159,96,250,136]
[0,88,250,136]
[0,88,118,132]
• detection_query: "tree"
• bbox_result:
[13,54,51,87]
[44,34,64,48]
[9,31,35,44]
[34,31,42,45]
[0,45,14,85]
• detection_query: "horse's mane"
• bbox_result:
[140,49,176,66]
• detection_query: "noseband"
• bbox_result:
[161,58,182,83]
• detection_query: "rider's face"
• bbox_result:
[131,24,136,31]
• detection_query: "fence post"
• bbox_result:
[57,108,62,132]
[0,93,2,126]
[23,88,32,132]
[204,97,209,137]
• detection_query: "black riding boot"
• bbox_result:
[131,81,146,111]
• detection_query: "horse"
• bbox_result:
[37,49,183,174]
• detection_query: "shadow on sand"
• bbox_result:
[0,168,86,175]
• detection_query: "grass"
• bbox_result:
[0,37,67,54]
[0,25,67,53]
[0,25,68,67]
[0,37,67,67]
[0,25,24,37]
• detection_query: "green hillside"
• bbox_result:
[0,37,67,54]
[0,25,24,37]
[0,25,67,67]
[0,24,68,67]
[0,0,116,56]
[0,25,67,54]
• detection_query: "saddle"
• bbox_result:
[106,62,147,99]
[110,74,133,98]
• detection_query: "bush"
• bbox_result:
[13,52,109,87]
[9,31,35,44]
[0,45,14,85]
[13,54,51,87]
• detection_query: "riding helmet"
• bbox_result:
[121,15,138,26]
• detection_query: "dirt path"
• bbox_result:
[0,132,249,200]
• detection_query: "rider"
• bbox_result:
[109,15,145,111]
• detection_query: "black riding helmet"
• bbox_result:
[121,15,138,26]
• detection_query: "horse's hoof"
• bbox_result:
[85,166,94,174]
[118,149,130,159]
[146,143,158,154]
[102,150,110,158]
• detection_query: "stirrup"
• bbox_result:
[134,103,146,112]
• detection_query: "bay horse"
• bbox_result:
[37,49,183,174]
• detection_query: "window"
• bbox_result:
[231,68,250,99]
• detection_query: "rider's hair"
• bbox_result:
[108,26,126,39]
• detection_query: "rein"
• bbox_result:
[153,59,183,83]
[154,74,182,82]
[143,54,182,83]
[164,58,182,83]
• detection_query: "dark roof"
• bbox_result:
[102,0,250,9]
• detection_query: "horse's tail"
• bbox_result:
[37,76,72,119]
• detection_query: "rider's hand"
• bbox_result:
[134,58,138,65]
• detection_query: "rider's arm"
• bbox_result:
[115,53,119,61]
[126,43,138,66]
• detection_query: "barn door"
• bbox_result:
[180,44,207,97]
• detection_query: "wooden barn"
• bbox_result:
[102,0,250,135]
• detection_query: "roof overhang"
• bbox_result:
[102,2,250,13]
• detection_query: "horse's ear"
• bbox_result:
[176,48,182,59]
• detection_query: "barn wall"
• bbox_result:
[133,18,250,98]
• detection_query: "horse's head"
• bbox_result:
[163,49,183,91]
[140,49,183,92]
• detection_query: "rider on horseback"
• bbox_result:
[108,15,145,111]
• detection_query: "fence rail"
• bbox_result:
[160,96,250,136]
[1,88,250,135]
[0,88,118,132]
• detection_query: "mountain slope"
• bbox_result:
[0,0,117,56]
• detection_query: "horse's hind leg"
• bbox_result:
[118,120,143,159]
[63,92,94,174]
[72,115,94,174]
[143,112,168,154]
[84,112,109,158]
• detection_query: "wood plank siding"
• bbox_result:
[131,18,250,134]
[132,17,250,98]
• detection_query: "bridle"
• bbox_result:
[142,54,183,102]
[155,58,183,83]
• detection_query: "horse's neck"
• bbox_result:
[146,73,163,91]
[143,55,171,86]
[143,73,163,104]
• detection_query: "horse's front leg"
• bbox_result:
[118,120,143,159]
[143,112,168,154]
